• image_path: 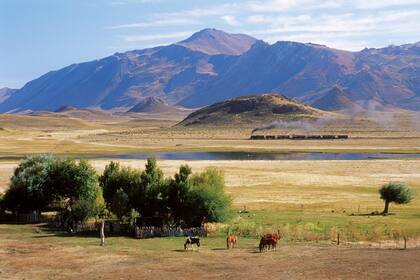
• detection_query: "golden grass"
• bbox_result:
[1,112,420,278]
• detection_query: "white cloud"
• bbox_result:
[352,0,420,9]
[221,15,241,26]
[107,18,199,29]
[123,31,193,42]
[107,0,420,51]
[109,0,161,5]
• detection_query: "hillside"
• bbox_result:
[0,87,17,103]
[311,86,364,111]
[128,97,183,114]
[1,29,420,113]
[178,93,326,126]
[29,106,118,122]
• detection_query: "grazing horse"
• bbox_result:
[226,234,237,249]
[264,233,280,242]
[259,233,280,252]
[259,237,277,252]
[184,236,201,250]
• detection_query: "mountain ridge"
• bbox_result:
[1,29,420,113]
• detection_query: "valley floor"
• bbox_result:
[1,112,420,279]
[0,223,420,280]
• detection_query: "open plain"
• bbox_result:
[1,111,420,279]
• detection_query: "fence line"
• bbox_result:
[0,212,52,223]
[134,226,207,239]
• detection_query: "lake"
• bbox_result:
[95,151,420,161]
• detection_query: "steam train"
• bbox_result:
[250,134,349,140]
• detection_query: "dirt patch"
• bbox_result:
[1,231,419,280]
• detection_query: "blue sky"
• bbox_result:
[1,0,420,89]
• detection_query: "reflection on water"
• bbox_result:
[96,152,420,161]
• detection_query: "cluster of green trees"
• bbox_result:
[0,155,232,227]
[1,155,104,226]
[100,158,232,226]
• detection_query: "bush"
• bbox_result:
[223,219,263,238]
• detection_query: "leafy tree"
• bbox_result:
[3,155,55,213]
[187,168,233,226]
[166,164,192,225]
[137,157,166,217]
[379,182,413,214]
[99,161,141,218]
[45,158,104,224]
[111,188,130,219]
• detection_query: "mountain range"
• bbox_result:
[1,28,419,113]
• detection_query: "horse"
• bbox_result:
[226,234,237,249]
[184,236,200,250]
[259,233,280,252]
[259,236,277,252]
[264,233,280,242]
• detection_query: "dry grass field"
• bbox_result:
[1,111,420,279]
[1,223,420,280]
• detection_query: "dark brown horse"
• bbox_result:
[259,233,280,252]
[226,234,237,249]
[184,236,200,250]
[259,237,277,252]
[264,233,280,242]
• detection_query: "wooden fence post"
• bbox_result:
[337,233,340,246]
[100,221,105,246]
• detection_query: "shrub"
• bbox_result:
[223,220,263,238]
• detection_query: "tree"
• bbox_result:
[111,188,130,219]
[45,158,104,225]
[137,157,166,217]
[187,168,233,226]
[99,162,141,218]
[379,182,413,214]
[3,155,55,213]
[166,164,192,225]
[0,192,4,213]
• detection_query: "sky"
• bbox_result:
[1,0,420,89]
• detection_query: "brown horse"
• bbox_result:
[226,234,237,249]
[259,232,280,252]
[259,236,277,252]
[264,233,280,242]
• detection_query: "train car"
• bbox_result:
[250,135,265,140]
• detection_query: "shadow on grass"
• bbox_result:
[350,212,395,217]
[211,247,228,251]
[32,223,132,239]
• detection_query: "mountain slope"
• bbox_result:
[178,93,326,126]
[311,86,363,111]
[0,87,17,103]
[1,29,420,113]
[127,96,183,113]
[176,28,257,55]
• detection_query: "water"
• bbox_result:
[95,151,420,161]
